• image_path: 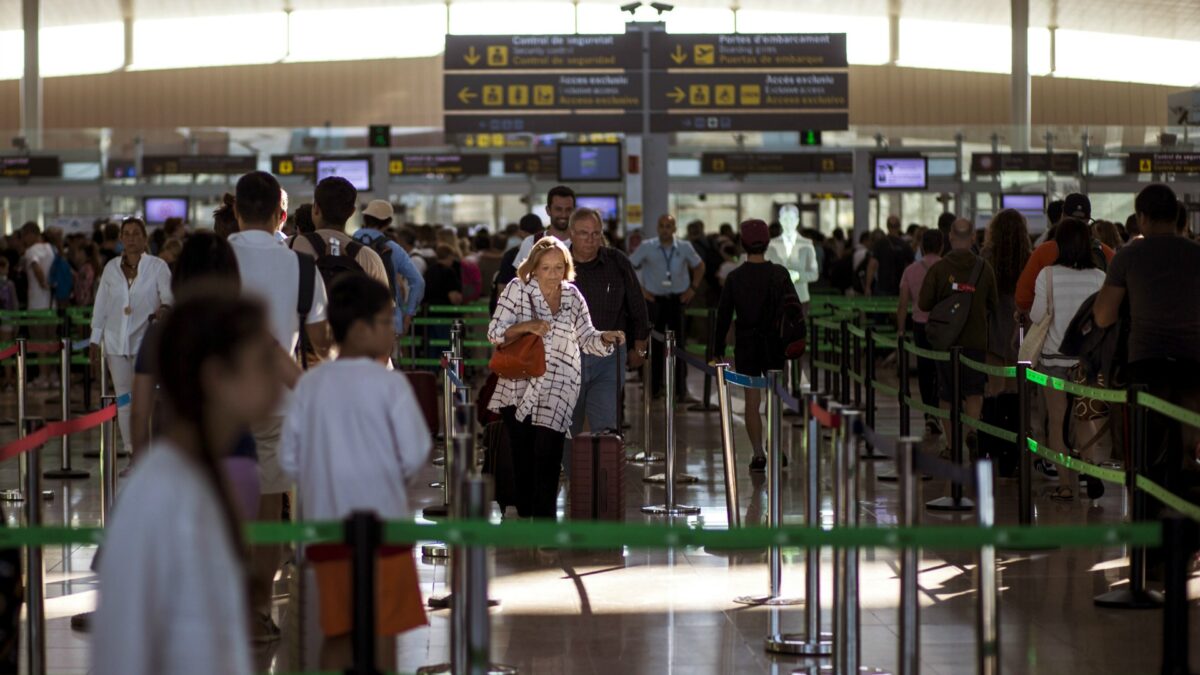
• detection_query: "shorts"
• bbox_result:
[310,546,427,637]
[733,339,784,378]
[252,417,289,495]
[936,348,988,401]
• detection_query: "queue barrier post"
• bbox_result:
[422,354,460,526]
[1016,361,1032,525]
[808,316,819,393]
[45,337,89,480]
[714,364,741,529]
[853,329,863,408]
[975,459,999,675]
[23,416,46,675]
[1,339,28,502]
[897,436,922,675]
[642,331,699,516]
[839,321,851,405]
[450,320,464,360]
[99,395,117,525]
[1094,383,1163,609]
[628,337,663,464]
[689,308,719,412]
[927,346,973,512]
[823,324,833,396]
[897,335,911,438]
[346,510,382,675]
[1160,514,1199,675]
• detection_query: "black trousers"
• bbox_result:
[647,293,689,398]
[913,323,940,416]
[501,407,566,519]
[1127,358,1200,517]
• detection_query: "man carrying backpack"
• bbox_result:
[714,219,801,472]
[918,218,998,455]
[865,215,915,296]
[352,200,425,336]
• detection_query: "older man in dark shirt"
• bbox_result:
[568,207,650,435]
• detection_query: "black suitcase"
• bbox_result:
[481,421,518,512]
[979,393,1019,477]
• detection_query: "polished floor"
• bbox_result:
[1,364,1198,674]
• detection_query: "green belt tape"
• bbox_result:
[1136,392,1200,430]
[402,358,490,368]
[685,344,707,356]
[429,339,493,349]
[872,334,898,349]
[684,308,711,318]
[813,360,839,373]
[848,371,865,384]
[906,396,951,420]
[813,319,841,331]
[1025,369,1128,403]
[960,355,1016,379]
[413,317,490,326]
[395,337,421,347]
[960,414,1018,443]
[1025,438,1126,485]
[1135,475,1200,522]
[0,310,58,320]
[873,381,900,398]
[903,343,951,362]
[427,305,490,315]
[26,356,89,367]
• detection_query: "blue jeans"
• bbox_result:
[570,345,627,436]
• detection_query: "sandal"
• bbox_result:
[1049,486,1075,502]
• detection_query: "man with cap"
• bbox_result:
[1016,192,1116,314]
[353,199,425,335]
[713,219,800,472]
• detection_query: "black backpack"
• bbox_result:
[925,256,985,350]
[295,251,317,369]
[290,232,368,292]
[354,232,398,300]
[769,266,807,360]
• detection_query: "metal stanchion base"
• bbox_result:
[626,451,665,463]
[816,666,893,674]
[421,543,449,558]
[860,448,889,461]
[688,402,719,412]
[0,490,22,502]
[925,496,975,512]
[641,504,701,516]
[733,595,804,607]
[83,450,131,459]
[44,468,90,480]
[428,481,444,489]
[422,504,449,519]
[1093,587,1164,609]
[416,663,518,675]
[425,594,501,610]
[432,455,445,467]
[642,472,699,484]
[877,472,932,483]
[765,632,833,655]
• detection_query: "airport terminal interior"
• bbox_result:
[1,0,1200,673]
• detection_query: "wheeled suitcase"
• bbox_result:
[403,370,439,439]
[569,432,626,521]
[481,420,517,512]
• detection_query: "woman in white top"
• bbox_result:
[93,288,283,675]
[1030,218,1108,502]
[488,238,625,518]
[89,217,173,457]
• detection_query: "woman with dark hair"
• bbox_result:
[212,193,239,239]
[89,217,173,458]
[982,209,1032,371]
[93,288,283,675]
[1029,217,1107,501]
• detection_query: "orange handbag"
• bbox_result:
[489,333,546,379]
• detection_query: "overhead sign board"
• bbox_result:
[142,155,256,176]
[650,33,848,69]
[444,113,641,135]
[0,156,61,179]
[650,112,849,133]
[445,34,641,71]
[503,152,558,176]
[970,152,1080,174]
[272,154,318,177]
[444,73,643,111]
[702,152,852,174]
[388,154,490,177]
[1125,152,1200,174]
[650,72,848,110]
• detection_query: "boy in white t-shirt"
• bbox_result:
[279,274,430,670]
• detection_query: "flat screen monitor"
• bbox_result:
[872,156,927,190]
[575,195,620,223]
[1001,193,1047,213]
[315,157,372,191]
[558,144,622,182]
[143,197,188,224]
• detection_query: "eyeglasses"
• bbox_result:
[576,231,604,239]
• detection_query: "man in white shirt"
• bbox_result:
[19,222,57,387]
[227,170,332,641]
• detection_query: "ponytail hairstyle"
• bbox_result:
[155,285,268,571]
[213,193,238,239]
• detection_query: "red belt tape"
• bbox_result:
[0,343,63,362]
[0,404,118,463]
[809,400,841,429]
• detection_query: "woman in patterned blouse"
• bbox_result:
[488,238,625,519]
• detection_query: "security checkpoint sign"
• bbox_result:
[444,34,642,71]
[650,72,848,110]
[650,33,848,69]
[1125,152,1200,174]
[388,154,490,177]
[444,73,644,111]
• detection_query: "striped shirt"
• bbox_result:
[1030,265,1106,367]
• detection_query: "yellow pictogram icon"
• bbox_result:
[389,160,405,175]
[456,87,477,105]
[1139,158,1153,172]
[533,85,555,106]
[508,84,529,106]
[712,158,726,172]
[694,44,715,65]
[715,85,735,106]
[487,45,508,67]
[740,84,762,106]
[463,46,482,66]
[670,45,688,65]
[491,133,505,147]
[821,158,835,172]
[689,85,710,106]
[667,86,686,104]
[482,85,504,106]
[278,160,294,175]
[478,134,492,148]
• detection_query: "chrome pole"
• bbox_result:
[642,331,698,516]
[629,337,663,463]
[23,417,45,675]
[450,320,464,360]
[715,363,740,528]
[46,336,88,479]
[2,339,28,502]
[898,436,923,675]
[767,370,783,596]
[976,460,999,675]
[99,395,117,524]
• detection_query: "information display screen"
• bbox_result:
[315,157,372,191]
[872,156,927,190]
[575,195,620,223]
[1001,194,1046,213]
[143,198,189,224]
[558,144,622,182]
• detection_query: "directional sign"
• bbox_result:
[0,156,60,179]
[651,33,848,69]
[272,154,318,176]
[970,152,1080,175]
[650,112,849,133]
[388,154,490,177]
[651,72,848,110]
[445,34,641,71]
[1125,152,1200,174]
[503,152,559,176]
[702,152,852,174]
[445,74,643,111]
[444,113,642,135]
[143,155,257,176]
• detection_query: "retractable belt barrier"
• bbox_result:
[0,393,129,463]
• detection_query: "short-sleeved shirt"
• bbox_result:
[627,237,703,296]
[1104,235,1200,364]
[917,249,999,352]
[423,263,462,307]
[22,242,55,310]
[227,230,328,354]
[900,255,939,324]
[289,229,391,293]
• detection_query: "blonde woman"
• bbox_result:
[487,238,624,519]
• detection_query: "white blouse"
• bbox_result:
[1030,265,1106,367]
[90,255,173,357]
[487,279,611,433]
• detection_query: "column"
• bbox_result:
[20,0,41,149]
[1011,0,1031,152]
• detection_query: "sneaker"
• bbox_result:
[781,453,789,469]
[924,418,943,437]
[251,612,281,643]
[965,432,979,461]
[69,612,91,632]
[1086,475,1106,500]
[749,456,767,473]
[1035,459,1059,478]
